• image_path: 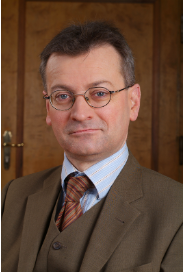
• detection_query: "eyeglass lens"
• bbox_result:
[50,87,111,110]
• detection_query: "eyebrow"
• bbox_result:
[50,84,72,92]
[50,80,114,93]
[90,80,114,88]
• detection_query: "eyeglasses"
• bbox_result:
[43,86,132,111]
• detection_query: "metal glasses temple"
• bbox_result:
[109,85,132,94]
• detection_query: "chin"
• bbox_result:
[66,145,102,158]
[70,148,99,157]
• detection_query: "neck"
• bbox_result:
[65,154,103,172]
[65,142,126,172]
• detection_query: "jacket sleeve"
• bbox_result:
[1,180,13,216]
[160,223,183,272]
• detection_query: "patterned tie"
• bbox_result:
[56,174,93,231]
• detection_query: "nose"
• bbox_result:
[70,94,94,121]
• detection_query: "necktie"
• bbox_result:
[56,174,93,231]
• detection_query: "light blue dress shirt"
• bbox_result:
[61,142,129,213]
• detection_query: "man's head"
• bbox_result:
[40,21,135,91]
[41,21,141,171]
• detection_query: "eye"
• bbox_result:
[53,91,72,101]
[96,91,107,97]
[56,93,69,100]
[89,88,109,99]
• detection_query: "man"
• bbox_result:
[2,21,182,272]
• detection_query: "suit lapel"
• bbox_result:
[80,153,143,272]
[18,166,62,272]
[17,153,143,272]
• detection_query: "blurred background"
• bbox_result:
[2,0,183,188]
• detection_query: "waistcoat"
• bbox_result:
[33,195,106,272]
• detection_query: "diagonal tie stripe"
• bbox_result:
[56,174,93,231]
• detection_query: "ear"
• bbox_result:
[43,90,52,126]
[129,84,141,121]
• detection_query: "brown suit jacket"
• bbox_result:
[1,153,182,272]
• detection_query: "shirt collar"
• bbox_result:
[61,142,129,198]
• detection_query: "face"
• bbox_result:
[44,45,140,170]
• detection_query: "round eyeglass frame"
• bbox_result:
[43,86,132,111]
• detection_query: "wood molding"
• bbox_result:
[151,0,160,171]
[16,0,26,178]
[26,0,155,2]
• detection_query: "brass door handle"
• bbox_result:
[3,131,24,170]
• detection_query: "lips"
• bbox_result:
[65,121,105,135]
[69,129,99,135]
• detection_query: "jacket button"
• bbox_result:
[52,242,62,250]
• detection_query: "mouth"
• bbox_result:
[69,129,100,135]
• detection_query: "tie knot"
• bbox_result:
[65,174,92,202]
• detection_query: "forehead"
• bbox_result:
[45,45,124,89]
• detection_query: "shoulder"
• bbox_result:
[2,165,62,210]
[128,151,182,196]
[124,152,182,217]
[141,165,182,202]
[137,161,182,224]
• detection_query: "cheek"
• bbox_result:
[48,111,69,135]
[98,109,117,135]
[105,104,130,134]
[48,115,66,144]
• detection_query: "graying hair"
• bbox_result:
[40,21,135,91]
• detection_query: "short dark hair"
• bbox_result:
[40,21,135,90]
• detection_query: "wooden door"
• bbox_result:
[2,0,19,187]
[2,0,182,188]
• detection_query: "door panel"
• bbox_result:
[1,0,182,188]
[158,0,182,179]
[23,2,153,176]
[1,0,19,188]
